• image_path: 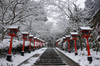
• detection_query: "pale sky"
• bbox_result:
[76,0,86,8]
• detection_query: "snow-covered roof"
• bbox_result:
[70,32,78,35]
[80,27,92,31]
[62,37,66,39]
[8,26,19,29]
[34,37,37,38]
[29,35,33,37]
[65,35,70,37]
[22,32,29,34]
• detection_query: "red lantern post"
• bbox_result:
[71,32,78,55]
[38,40,40,49]
[62,37,67,50]
[21,32,29,56]
[41,41,43,47]
[56,39,60,47]
[80,27,92,63]
[28,35,33,53]
[66,35,71,53]
[36,40,38,49]
[34,37,38,50]
[33,37,36,51]
[6,26,19,62]
[38,39,41,48]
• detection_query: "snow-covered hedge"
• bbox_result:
[0,39,36,58]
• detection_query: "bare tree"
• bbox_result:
[0,0,27,41]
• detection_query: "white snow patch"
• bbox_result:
[0,48,47,66]
[56,48,100,66]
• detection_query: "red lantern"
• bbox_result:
[56,39,60,47]
[34,37,38,50]
[63,37,67,42]
[6,26,19,62]
[71,32,78,55]
[28,35,33,53]
[79,27,92,63]
[65,35,71,53]
[21,32,29,56]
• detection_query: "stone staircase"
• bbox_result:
[34,48,66,65]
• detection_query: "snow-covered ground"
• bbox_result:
[0,39,100,66]
[0,47,47,66]
[56,48,100,66]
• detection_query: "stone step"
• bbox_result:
[34,48,66,65]
[34,63,66,65]
[38,59,63,62]
[40,57,61,59]
[36,61,63,63]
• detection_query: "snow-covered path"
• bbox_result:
[0,47,47,66]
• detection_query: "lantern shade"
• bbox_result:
[65,35,70,40]
[22,32,29,39]
[79,27,92,38]
[7,26,19,36]
[70,32,78,40]
[29,35,33,38]
[62,37,66,42]
[34,37,38,41]
[29,35,33,40]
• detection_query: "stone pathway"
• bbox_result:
[34,48,67,66]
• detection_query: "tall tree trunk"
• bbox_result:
[96,40,99,54]
[1,29,7,41]
[78,35,83,51]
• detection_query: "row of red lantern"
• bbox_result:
[6,26,45,62]
[21,32,45,56]
[56,27,92,63]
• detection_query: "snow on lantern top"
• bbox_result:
[34,37,37,39]
[29,35,33,37]
[70,32,78,35]
[62,37,67,42]
[8,26,19,30]
[7,26,19,36]
[22,32,29,35]
[65,35,70,38]
[22,32,29,39]
[29,35,33,40]
[79,27,92,38]
[70,32,78,39]
[65,35,70,40]
[79,27,92,31]
[34,37,38,41]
